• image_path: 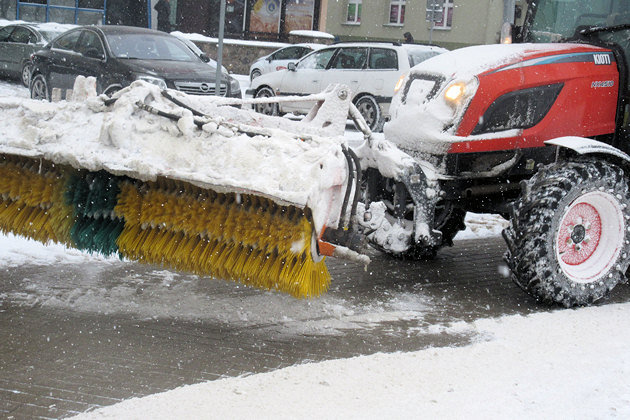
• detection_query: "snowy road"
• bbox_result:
[1,79,630,418]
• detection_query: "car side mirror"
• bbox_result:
[84,48,104,60]
[266,56,273,62]
[200,53,211,63]
[287,62,297,71]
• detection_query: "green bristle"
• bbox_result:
[66,171,121,218]
[70,214,124,256]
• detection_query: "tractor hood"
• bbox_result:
[385,42,617,157]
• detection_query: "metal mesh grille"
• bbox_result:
[174,81,227,96]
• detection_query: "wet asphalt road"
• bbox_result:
[2,236,629,419]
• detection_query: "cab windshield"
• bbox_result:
[527,0,630,43]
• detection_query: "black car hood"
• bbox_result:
[119,59,227,82]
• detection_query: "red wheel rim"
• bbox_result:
[557,202,601,266]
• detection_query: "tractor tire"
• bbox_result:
[503,159,630,307]
[254,86,279,116]
[354,95,384,132]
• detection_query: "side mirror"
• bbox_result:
[266,56,273,62]
[85,48,104,60]
[200,53,211,63]
[287,62,297,71]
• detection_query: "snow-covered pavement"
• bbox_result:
[73,303,630,419]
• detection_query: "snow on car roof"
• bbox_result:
[289,30,335,39]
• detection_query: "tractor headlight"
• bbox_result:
[444,82,466,103]
[443,78,478,108]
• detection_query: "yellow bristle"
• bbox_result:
[113,178,331,297]
[0,158,74,247]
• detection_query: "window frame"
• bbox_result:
[76,29,106,59]
[346,0,362,24]
[51,29,82,53]
[388,0,406,25]
[433,0,454,30]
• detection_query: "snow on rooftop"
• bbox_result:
[170,30,288,49]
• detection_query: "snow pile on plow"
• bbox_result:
[0,79,354,297]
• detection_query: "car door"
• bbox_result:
[320,46,369,95]
[6,26,38,74]
[276,47,336,113]
[364,47,400,98]
[0,26,15,74]
[48,29,83,92]
[73,29,109,92]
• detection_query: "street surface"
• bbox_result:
[2,235,629,419]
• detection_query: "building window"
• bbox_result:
[346,0,361,24]
[434,0,454,29]
[389,0,405,25]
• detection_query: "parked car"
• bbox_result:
[0,23,69,87]
[249,43,324,81]
[246,42,447,131]
[29,25,241,101]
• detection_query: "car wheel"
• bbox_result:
[250,69,262,81]
[30,74,49,101]
[254,86,279,116]
[355,95,384,132]
[21,63,31,87]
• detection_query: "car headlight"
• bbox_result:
[230,77,240,92]
[394,73,407,94]
[136,75,167,90]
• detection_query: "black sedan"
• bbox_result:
[29,25,241,100]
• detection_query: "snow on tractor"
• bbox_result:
[1,0,629,308]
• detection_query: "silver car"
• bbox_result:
[0,23,70,86]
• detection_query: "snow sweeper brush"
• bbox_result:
[0,78,366,297]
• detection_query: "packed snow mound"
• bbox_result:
[0,79,352,229]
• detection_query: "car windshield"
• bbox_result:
[527,0,630,42]
[106,33,199,61]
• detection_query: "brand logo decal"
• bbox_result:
[593,54,611,65]
[591,80,614,88]
[200,83,211,92]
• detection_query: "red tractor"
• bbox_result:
[351,0,630,306]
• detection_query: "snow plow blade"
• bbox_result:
[0,79,365,297]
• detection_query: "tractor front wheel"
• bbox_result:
[504,159,630,307]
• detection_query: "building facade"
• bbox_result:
[0,0,152,27]
[175,0,322,40]
[320,0,526,49]
[0,0,324,42]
